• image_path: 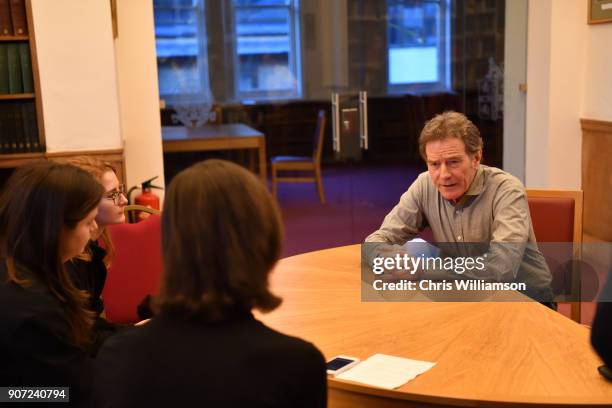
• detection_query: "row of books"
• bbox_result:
[0,0,27,36]
[0,42,32,94]
[0,101,42,153]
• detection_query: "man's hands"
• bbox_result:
[375,247,424,281]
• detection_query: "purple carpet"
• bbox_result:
[276,164,424,258]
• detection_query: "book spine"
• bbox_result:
[6,42,22,93]
[9,0,26,36]
[0,0,12,36]
[0,104,7,153]
[13,101,24,152]
[0,43,8,94]
[6,102,16,153]
[20,101,30,152]
[26,100,39,151]
[18,42,31,92]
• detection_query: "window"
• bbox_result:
[387,0,450,92]
[232,0,302,100]
[154,0,210,102]
[153,0,301,104]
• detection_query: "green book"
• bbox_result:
[13,101,25,152]
[2,103,15,152]
[18,43,32,93]
[7,42,22,94]
[19,102,30,151]
[0,44,9,94]
[26,101,39,151]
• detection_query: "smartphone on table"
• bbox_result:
[326,355,360,376]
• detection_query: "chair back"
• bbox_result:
[526,189,583,322]
[124,204,161,224]
[312,110,326,164]
[526,190,582,244]
[103,214,163,323]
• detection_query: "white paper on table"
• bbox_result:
[335,353,436,389]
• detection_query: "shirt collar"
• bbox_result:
[454,165,484,207]
[465,165,485,196]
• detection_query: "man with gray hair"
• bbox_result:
[365,111,554,305]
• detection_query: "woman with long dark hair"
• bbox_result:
[0,161,104,406]
[95,159,327,408]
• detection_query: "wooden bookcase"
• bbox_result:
[346,0,387,95]
[0,0,46,168]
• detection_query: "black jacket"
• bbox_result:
[94,310,327,408]
[0,261,93,407]
[591,272,612,367]
[66,241,121,354]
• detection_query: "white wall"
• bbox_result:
[113,0,165,195]
[545,0,586,189]
[525,0,610,189]
[525,0,552,187]
[503,0,528,183]
[31,0,122,152]
[583,23,612,120]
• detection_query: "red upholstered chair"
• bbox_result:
[527,189,583,322]
[103,214,163,324]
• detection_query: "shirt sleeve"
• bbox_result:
[425,180,531,283]
[364,175,428,245]
[480,180,531,281]
[362,176,428,271]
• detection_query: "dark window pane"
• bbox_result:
[234,6,297,95]
[153,1,204,96]
[157,57,201,95]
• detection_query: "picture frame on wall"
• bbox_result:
[588,0,612,24]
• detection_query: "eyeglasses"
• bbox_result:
[104,184,126,205]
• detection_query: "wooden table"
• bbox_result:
[162,124,266,181]
[259,244,612,407]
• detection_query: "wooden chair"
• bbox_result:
[526,189,583,322]
[124,204,161,224]
[271,110,326,203]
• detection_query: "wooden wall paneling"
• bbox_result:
[580,118,612,241]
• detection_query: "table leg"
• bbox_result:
[248,150,256,173]
[258,136,267,183]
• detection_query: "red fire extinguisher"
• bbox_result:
[127,176,163,223]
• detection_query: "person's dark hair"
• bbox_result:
[157,159,283,321]
[0,161,104,347]
[418,111,483,160]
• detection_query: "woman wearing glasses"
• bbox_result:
[0,161,104,405]
[66,156,128,353]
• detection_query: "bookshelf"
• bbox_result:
[346,0,387,95]
[0,0,45,167]
[452,0,505,95]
